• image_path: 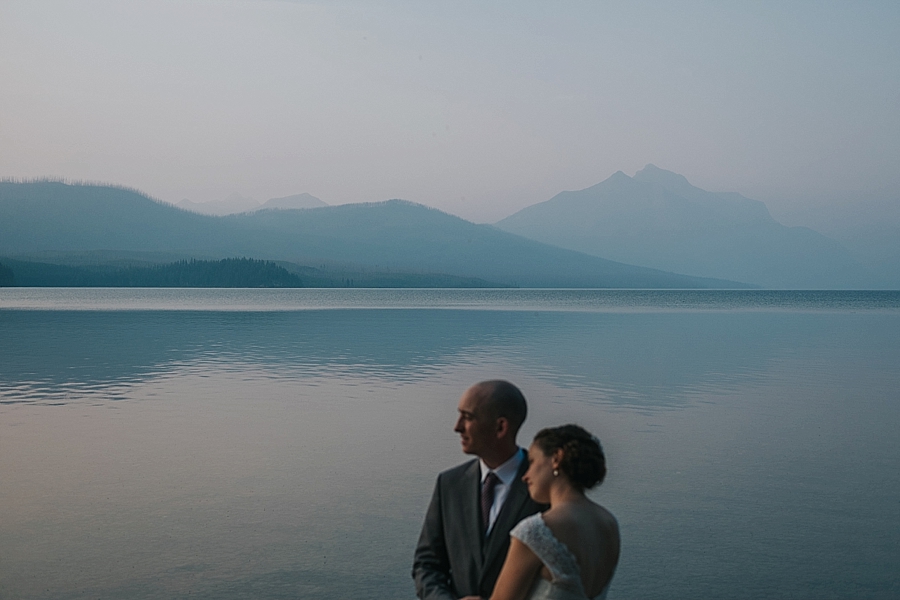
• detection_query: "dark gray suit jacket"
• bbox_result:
[412,454,546,600]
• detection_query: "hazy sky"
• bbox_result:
[2,0,899,223]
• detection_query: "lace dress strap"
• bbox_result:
[510,514,586,596]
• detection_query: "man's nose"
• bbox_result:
[453,416,463,432]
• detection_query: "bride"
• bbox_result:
[489,425,620,600]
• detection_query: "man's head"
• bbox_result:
[454,380,527,467]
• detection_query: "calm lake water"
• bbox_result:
[2,289,899,599]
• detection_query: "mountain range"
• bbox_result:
[0,181,735,289]
[496,165,875,289]
[3,167,889,289]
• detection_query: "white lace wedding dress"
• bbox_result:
[510,514,611,600]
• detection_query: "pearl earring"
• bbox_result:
[553,469,559,477]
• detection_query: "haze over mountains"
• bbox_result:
[176,192,327,216]
[2,167,894,289]
[773,190,900,289]
[0,181,733,289]
[497,165,880,289]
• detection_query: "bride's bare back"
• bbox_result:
[541,500,620,598]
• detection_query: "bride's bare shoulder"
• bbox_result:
[542,501,619,547]
[592,502,618,529]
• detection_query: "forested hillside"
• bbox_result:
[2,258,302,287]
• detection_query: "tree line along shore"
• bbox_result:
[0,257,505,288]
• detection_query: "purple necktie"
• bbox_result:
[481,471,501,534]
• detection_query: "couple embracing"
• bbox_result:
[413,381,620,600]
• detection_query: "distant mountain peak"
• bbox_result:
[495,165,870,288]
[581,169,633,194]
[633,164,693,191]
[260,193,327,210]
[177,193,260,216]
[604,170,632,185]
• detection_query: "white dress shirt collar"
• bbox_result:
[479,447,524,486]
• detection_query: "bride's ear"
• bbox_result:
[552,448,564,469]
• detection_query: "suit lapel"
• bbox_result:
[462,459,485,565]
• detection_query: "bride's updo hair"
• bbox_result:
[533,424,606,490]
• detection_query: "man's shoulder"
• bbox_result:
[436,458,479,485]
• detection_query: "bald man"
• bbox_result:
[413,381,546,600]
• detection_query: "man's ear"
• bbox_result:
[495,417,510,439]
